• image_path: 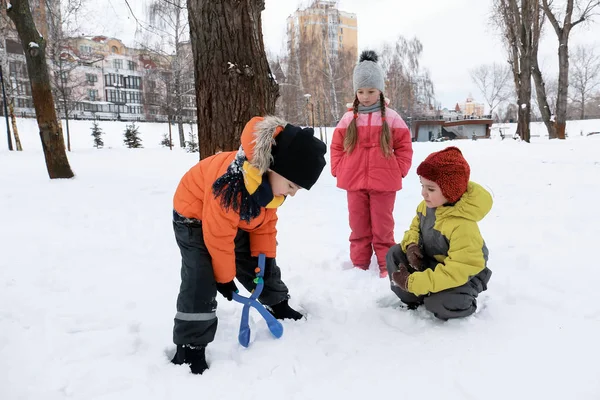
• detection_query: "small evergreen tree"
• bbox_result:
[160,133,172,148]
[186,130,199,153]
[123,122,143,148]
[91,121,104,149]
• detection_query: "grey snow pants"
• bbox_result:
[386,244,492,320]
[172,214,289,346]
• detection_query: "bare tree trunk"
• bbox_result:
[541,0,600,139]
[8,101,23,151]
[174,9,185,148]
[168,116,173,150]
[8,0,74,178]
[496,0,536,142]
[62,93,71,151]
[555,40,569,139]
[531,1,556,139]
[531,62,556,138]
[187,0,279,159]
[581,92,585,120]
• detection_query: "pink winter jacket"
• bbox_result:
[331,108,413,192]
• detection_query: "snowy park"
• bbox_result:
[1,118,600,399]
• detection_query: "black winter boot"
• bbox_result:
[268,299,304,320]
[171,344,208,375]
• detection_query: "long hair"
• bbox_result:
[343,92,392,157]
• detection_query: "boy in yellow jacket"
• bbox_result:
[388,147,492,320]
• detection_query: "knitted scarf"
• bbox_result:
[212,148,284,222]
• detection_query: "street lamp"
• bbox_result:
[303,93,311,127]
[303,93,315,129]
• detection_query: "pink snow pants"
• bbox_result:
[347,190,397,270]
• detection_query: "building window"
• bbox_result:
[86,73,98,84]
[127,61,137,71]
[105,89,124,103]
[111,46,119,53]
[113,59,123,69]
[16,98,33,108]
[126,91,142,104]
[79,45,92,54]
[88,89,98,101]
[16,81,31,96]
[104,74,123,87]
[123,76,141,89]
[146,93,159,104]
[127,105,142,114]
[9,61,27,79]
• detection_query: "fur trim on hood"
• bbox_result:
[241,115,287,173]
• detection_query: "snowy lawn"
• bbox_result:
[1,119,600,399]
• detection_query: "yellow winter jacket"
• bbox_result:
[400,181,492,296]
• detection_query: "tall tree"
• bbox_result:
[187,0,279,159]
[569,44,600,119]
[541,0,600,139]
[380,37,436,121]
[44,0,88,152]
[145,0,192,148]
[469,62,512,117]
[530,0,556,138]
[7,0,74,178]
[494,0,538,142]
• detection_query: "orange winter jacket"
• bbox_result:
[173,151,278,283]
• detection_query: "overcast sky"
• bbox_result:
[80,0,600,110]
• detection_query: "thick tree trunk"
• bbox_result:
[580,92,585,120]
[555,39,569,139]
[531,0,556,139]
[8,101,23,151]
[187,0,279,159]
[517,58,532,143]
[531,64,556,139]
[7,0,74,178]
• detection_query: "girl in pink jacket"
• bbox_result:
[331,50,413,278]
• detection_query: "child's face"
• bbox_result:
[356,88,381,107]
[420,176,447,208]
[268,170,301,197]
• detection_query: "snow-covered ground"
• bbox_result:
[1,118,600,399]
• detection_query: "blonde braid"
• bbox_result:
[343,96,360,154]
[379,93,392,157]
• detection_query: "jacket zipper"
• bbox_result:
[366,113,372,188]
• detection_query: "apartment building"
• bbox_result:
[285,1,358,124]
[1,29,196,122]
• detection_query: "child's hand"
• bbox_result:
[216,280,239,301]
[406,244,423,271]
[391,264,410,291]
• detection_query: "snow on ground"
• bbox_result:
[1,118,600,399]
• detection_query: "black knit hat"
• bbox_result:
[270,124,327,190]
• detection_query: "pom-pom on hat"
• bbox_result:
[416,147,471,203]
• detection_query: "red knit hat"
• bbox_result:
[416,147,470,203]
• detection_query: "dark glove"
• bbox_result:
[406,243,424,271]
[216,280,238,301]
[391,264,411,291]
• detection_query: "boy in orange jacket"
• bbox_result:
[171,116,327,374]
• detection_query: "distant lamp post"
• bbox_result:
[303,93,315,129]
[303,93,311,127]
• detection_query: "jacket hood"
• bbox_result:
[436,181,492,222]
